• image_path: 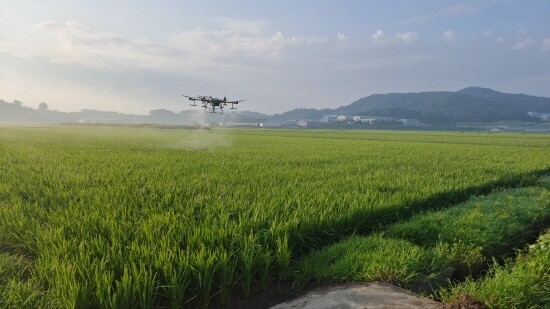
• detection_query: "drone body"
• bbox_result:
[182,95,244,114]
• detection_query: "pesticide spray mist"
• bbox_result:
[179,111,233,151]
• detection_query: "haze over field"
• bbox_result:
[1,1,550,115]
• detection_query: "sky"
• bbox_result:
[1,1,550,115]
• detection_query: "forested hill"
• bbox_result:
[3,87,550,125]
[275,87,550,124]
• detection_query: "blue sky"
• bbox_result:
[1,1,550,114]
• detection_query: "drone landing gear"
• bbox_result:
[203,107,224,114]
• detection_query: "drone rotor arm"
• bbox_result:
[225,100,244,104]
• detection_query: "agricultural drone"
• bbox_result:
[182,95,244,114]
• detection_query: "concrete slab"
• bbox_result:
[271,282,446,309]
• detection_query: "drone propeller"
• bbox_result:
[225,100,244,104]
[182,94,199,100]
[183,95,200,106]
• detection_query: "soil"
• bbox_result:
[215,280,311,309]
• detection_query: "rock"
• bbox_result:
[271,282,446,309]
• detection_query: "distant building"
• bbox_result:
[398,119,421,126]
[78,118,119,123]
[336,115,347,121]
[322,115,338,123]
[283,119,323,128]
[352,116,394,124]
[225,119,265,127]
[283,120,299,127]
[361,118,377,124]
[297,120,308,128]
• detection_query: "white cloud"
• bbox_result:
[443,30,456,42]
[26,20,187,71]
[12,19,322,74]
[543,38,550,51]
[35,20,61,30]
[170,27,301,63]
[371,29,385,42]
[396,32,418,44]
[514,36,534,50]
[337,32,347,40]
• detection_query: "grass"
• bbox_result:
[385,187,550,273]
[295,234,449,287]
[441,229,550,308]
[0,126,549,307]
[297,187,550,290]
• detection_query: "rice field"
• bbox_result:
[0,126,549,308]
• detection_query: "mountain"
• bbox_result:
[271,108,332,121]
[457,87,550,112]
[281,87,550,124]
[2,88,550,125]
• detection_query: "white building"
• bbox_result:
[361,118,377,124]
[398,119,421,126]
[226,119,265,127]
[297,120,308,128]
[336,115,347,121]
[322,115,338,123]
[352,116,394,124]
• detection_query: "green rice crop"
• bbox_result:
[0,126,549,307]
[0,253,29,286]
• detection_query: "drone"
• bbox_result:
[182,95,244,114]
